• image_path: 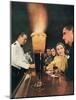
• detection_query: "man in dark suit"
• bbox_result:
[62,25,74,80]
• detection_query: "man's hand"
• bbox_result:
[29,64,35,69]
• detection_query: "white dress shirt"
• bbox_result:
[11,41,30,69]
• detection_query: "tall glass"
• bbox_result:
[33,53,44,87]
[31,32,46,88]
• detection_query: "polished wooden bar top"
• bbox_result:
[13,69,74,99]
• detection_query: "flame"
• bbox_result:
[27,3,48,33]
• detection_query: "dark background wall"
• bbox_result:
[11,2,74,52]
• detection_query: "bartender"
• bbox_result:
[11,32,35,93]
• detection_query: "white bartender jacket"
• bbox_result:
[11,41,30,69]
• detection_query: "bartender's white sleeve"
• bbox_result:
[11,43,30,69]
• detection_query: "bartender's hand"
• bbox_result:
[29,64,35,69]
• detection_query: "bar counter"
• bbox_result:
[12,69,74,99]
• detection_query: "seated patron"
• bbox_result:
[46,42,68,73]
[50,47,56,61]
[44,48,52,66]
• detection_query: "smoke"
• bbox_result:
[27,3,48,33]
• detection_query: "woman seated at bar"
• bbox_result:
[46,42,68,73]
